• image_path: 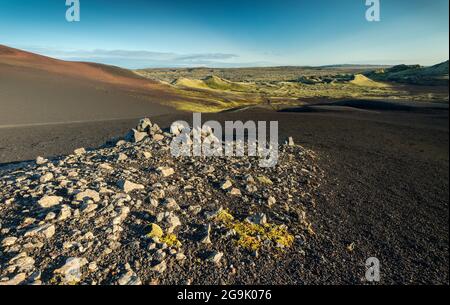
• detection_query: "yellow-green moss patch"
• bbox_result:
[213,210,294,251]
[147,223,164,239]
[256,175,274,185]
[160,233,182,247]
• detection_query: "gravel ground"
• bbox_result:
[0,101,448,284]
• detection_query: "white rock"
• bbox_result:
[157,167,175,177]
[137,118,152,132]
[117,268,142,285]
[206,251,223,264]
[58,205,72,221]
[1,237,18,247]
[117,153,128,162]
[288,137,295,146]
[88,262,98,272]
[152,134,164,141]
[130,129,147,143]
[170,121,187,136]
[165,214,181,233]
[54,257,88,284]
[141,151,152,159]
[229,188,242,196]
[247,213,267,225]
[221,180,233,190]
[117,180,144,193]
[81,203,98,214]
[200,224,212,244]
[45,212,56,221]
[35,156,48,165]
[75,189,100,203]
[267,196,276,207]
[39,172,54,183]
[161,198,180,210]
[74,148,86,155]
[38,196,63,209]
[10,255,35,273]
[99,163,114,171]
[151,261,167,274]
[24,224,56,239]
[0,273,26,285]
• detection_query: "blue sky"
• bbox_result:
[0,0,448,68]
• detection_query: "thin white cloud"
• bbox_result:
[21,46,248,68]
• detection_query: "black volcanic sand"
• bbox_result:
[0,101,448,284]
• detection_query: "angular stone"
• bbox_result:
[81,203,98,214]
[150,188,165,199]
[152,134,164,141]
[206,251,223,264]
[58,205,72,221]
[88,262,98,272]
[150,123,162,134]
[39,172,54,183]
[288,137,295,146]
[165,214,181,233]
[157,167,175,177]
[117,153,128,162]
[2,237,18,247]
[131,129,147,143]
[45,212,56,221]
[118,269,142,285]
[117,180,145,193]
[116,140,127,147]
[175,253,186,261]
[75,189,100,203]
[267,196,276,207]
[200,224,212,244]
[188,205,202,215]
[229,188,242,196]
[137,118,152,133]
[54,257,88,284]
[161,198,180,211]
[36,156,48,165]
[0,273,26,286]
[10,255,35,273]
[247,213,267,225]
[74,148,86,155]
[140,151,152,159]
[151,260,167,274]
[38,196,63,209]
[99,163,114,171]
[256,176,273,185]
[154,249,166,262]
[220,180,233,190]
[25,224,56,239]
[170,122,186,136]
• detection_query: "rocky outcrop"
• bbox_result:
[0,118,322,285]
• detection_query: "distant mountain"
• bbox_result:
[365,61,449,86]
